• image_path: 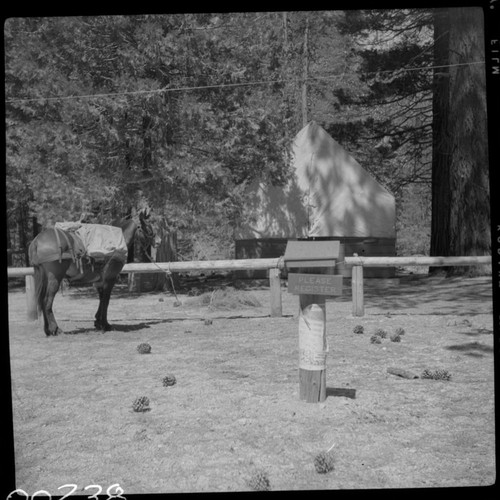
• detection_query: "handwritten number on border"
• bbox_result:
[31,492,50,500]
[106,484,126,500]
[83,485,102,500]
[7,489,29,500]
[7,484,126,500]
[57,484,78,500]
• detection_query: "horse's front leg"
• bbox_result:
[94,285,114,331]
[94,259,123,332]
[94,286,104,330]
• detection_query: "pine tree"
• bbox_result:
[430,7,490,275]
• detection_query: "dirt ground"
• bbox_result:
[7,273,496,493]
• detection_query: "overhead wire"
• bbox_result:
[5,61,485,105]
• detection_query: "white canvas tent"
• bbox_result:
[235,121,396,277]
[236,121,396,240]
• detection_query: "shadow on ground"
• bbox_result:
[354,276,492,316]
[327,387,356,399]
[445,341,494,357]
[63,275,492,318]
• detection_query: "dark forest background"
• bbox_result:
[5,9,491,274]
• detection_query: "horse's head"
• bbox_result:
[136,208,157,252]
[112,209,157,263]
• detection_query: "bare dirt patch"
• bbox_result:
[8,275,495,493]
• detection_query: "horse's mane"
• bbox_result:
[111,218,138,263]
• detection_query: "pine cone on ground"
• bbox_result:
[421,369,451,381]
[132,396,150,412]
[434,369,452,381]
[374,328,387,338]
[390,333,401,342]
[395,327,405,336]
[247,469,271,491]
[137,343,151,354]
[370,335,382,344]
[162,374,177,387]
[353,325,364,334]
[314,451,335,474]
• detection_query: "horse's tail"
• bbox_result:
[28,237,46,314]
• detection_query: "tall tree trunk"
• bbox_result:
[430,7,490,276]
[282,12,293,165]
[301,15,309,127]
[430,8,451,263]
[142,113,152,175]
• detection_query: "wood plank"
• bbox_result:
[269,268,282,317]
[25,275,38,321]
[7,255,491,278]
[351,265,364,317]
[344,256,491,267]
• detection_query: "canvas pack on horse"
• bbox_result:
[28,209,154,336]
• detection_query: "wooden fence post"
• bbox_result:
[352,263,364,317]
[25,275,38,321]
[128,273,136,292]
[269,268,282,317]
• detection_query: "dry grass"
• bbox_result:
[7,276,495,494]
[189,287,262,311]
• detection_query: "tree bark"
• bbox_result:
[301,15,309,127]
[430,7,490,276]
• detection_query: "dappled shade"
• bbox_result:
[236,121,396,239]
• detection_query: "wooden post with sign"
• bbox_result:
[284,240,341,403]
[297,267,328,402]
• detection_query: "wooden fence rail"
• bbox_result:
[344,255,490,316]
[7,255,490,319]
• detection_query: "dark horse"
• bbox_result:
[28,211,154,336]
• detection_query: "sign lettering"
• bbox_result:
[288,273,343,296]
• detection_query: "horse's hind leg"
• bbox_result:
[94,286,105,330]
[41,262,69,336]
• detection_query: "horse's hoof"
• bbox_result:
[95,321,112,332]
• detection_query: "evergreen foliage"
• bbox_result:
[5,11,489,267]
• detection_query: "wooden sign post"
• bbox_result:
[284,240,341,403]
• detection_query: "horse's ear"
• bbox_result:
[139,207,151,221]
